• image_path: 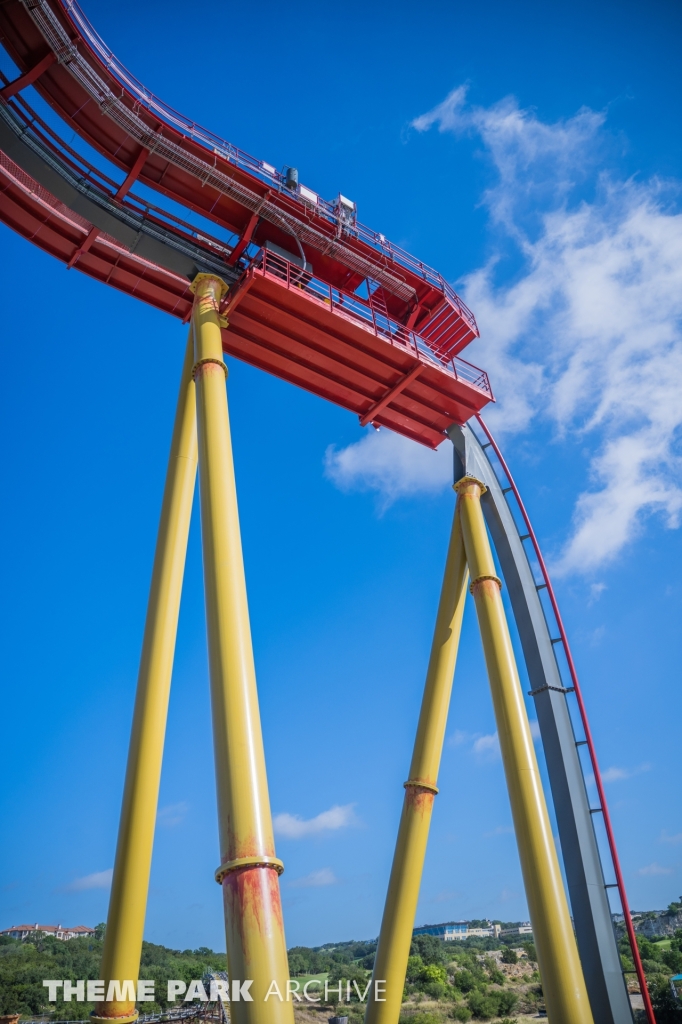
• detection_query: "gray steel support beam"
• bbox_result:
[448,423,632,1024]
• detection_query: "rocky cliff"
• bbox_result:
[617,909,682,938]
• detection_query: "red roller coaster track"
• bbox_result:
[0,0,493,448]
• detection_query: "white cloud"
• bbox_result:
[410,85,470,135]
[67,868,113,891]
[606,763,651,783]
[425,90,682,573]
[289,868,338,888]
[448,729,495,755]
[484,825,514,838]
[157,801,189,828]
[450,722,538,756]
[324,429,452,509]
[586,763,651,785]
[412,85,605,237]
[273,803,358,839]
[448,729,474,747]
[425,888,463,904]
[472,732,500,757]
[638,863,673,876]
[328,87,682,572]
[661,832,682,845]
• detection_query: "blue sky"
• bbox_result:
[1,0,681,952]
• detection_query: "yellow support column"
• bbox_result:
[93,334,198,1024]
[191,274,293,1024]
[455,477,593,1024]
[366,507,468,1024]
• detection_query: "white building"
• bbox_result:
[413,921,503,941]
[1,923,95,941]
[499,923,533,938]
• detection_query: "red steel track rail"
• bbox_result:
[0,80,492,445]
[0,0,494,445]
[475,413,656,1024]
[0,0,478,361]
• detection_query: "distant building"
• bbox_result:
[413,921,503,941]
[499,923,533,938]
[0,923,95,941]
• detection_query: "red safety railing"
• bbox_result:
[1,82,241,262]
[59,0,477,332]
[253,248,492,396]
[474,414,655,1024]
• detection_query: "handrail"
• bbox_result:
[252,249,492,396]
[60,0,476,330]
[474,414,655,1024]
[2,87,239,263]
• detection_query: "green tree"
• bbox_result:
[287,952,307,976]
[662,949,682,974]
[521,942,537,964]
[500,947,518,964]
[651,979,682,1024]
[420,964,447,985]
[466,990,498,1020]
[466,988,519,1020]
[449,1007,471,1022]
[406,956,425,982]
[0,934,228,1017]
[411,935,447,966]
[326,961,370,1004]
[496,991,519,1015]
[452,969,476,993]
[399,1013,442,1024]
[639,937,661,962]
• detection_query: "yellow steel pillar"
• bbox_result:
[191,274,293,1024]
[93,334,198,1024]
[455,477,594,1024]
[366,507,468,1024]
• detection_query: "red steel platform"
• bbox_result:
[0,0,493,446]
[224,250,492,448]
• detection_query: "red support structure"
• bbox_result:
[475,414,656,1024]
[0,51,56,99]
[66,224,99,268]
[359,363,424,427]
[227,211,260,265]
[0,0,480,362]
[114,146,149,201]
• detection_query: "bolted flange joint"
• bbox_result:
[190,273,230,326]
[215,855,284,885]
[192,357,228,380]
[469,574,502,593]
[453,474,487,495]
[404,779,439,795]
[190,272,230,299]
